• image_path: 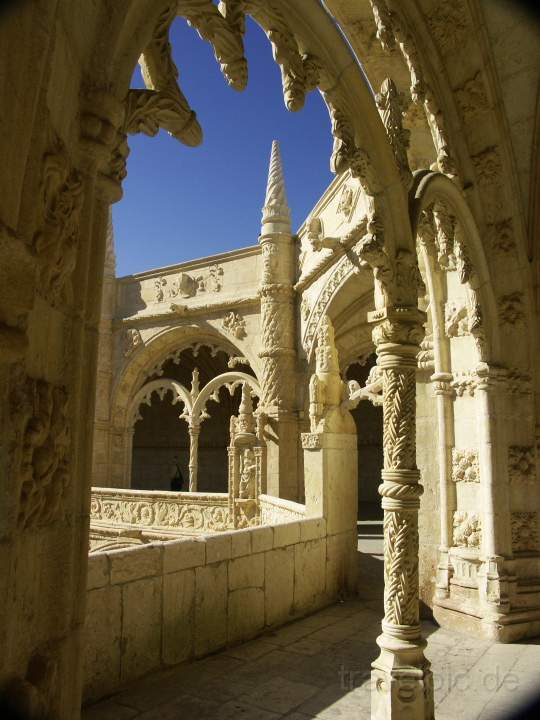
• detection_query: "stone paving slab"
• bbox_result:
[82,598,540,720]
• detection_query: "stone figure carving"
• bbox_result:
[154,277,167,302]
[239,448,256,499]
[206,264,224,292]
[222,311,246,338]
[445,300,469,338]
[308,315,354,435]
[227,383,263,528]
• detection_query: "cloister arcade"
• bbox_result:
[0,2,538,719]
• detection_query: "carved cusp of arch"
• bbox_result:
[128,378,193,428]
[191,371,261,425]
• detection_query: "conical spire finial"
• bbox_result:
[261,140,291,230]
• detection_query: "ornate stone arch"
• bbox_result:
[127,377,193,429]
[411,170,503,363]
[111,323,259,430]
[191,371,261,424]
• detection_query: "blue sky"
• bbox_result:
[113,16,334,277]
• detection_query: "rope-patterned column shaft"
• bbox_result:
[259,284,296,413]
[369,308,434,720]
[188,423,200,492]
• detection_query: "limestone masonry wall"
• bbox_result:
[84,515,356,703]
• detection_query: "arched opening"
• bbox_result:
[345,354,383,523]
[131,389,190,491]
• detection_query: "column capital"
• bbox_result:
[368,305,426,360]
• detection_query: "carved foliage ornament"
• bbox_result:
[375,77,411,188]
[453,511,481,549]
[127,5,202,147]
[10,377,71,529]
[511,512,539,552]
[34,149,83,307]
[383,511,419,626]
[452,449,480,483]
[179,0,248,91]
[508,446,536,484]
[382,367,416,470]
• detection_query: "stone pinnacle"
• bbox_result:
[261,140,291,228]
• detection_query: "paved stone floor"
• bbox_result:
[82,592,540,720]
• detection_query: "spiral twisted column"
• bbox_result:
[369,307,434,720]
[257,141,299,499]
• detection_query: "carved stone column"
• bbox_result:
[258,141,298,499]
[369,307,434,720]
[474,364,515,620]
[431,372,455,598]
[188,422,200,492]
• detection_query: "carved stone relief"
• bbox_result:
[453,511,482,548]
[10,377,71,529]
[34,149,83,307]
[508,446,536,484]
[454,72,489,121]
[222,311,246,339]
[91,491,231,532]
[471,146,503,188]
[511,512,539,552]
[336,183,356,220]
[452,449,480,483]
[426,0,471,56]
[375,77,412,187]
[445,300,469,338]
[417,334,434,371]
[123,328,142,357]
[498,292,525,325]
[153,264,224,303]
[486,219,515,253]
[300,297,311,321]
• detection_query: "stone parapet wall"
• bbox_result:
[259,493,305,523]
[90,487,231,534]
[84,516,356,703]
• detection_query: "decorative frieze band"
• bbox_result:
[90,490,231,533]
[301,432,322,450]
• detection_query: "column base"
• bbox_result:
[371,627,434,720]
